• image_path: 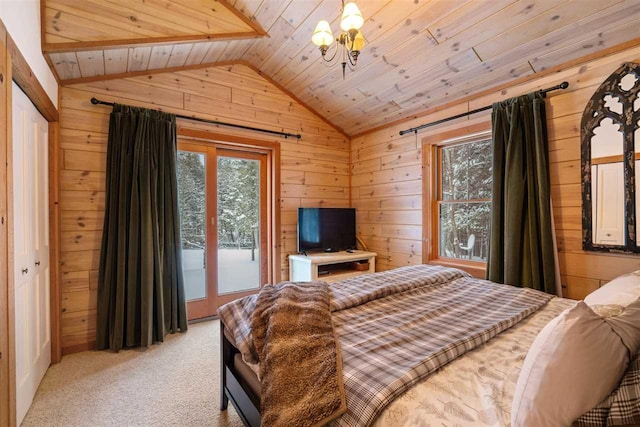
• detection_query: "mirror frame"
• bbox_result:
[581,62,640,253]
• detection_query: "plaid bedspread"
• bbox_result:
[219,264,554,426]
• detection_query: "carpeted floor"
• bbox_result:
[22,320,244,427]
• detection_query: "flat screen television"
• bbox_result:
[297,208,356,253]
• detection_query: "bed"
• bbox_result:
[218,264,575,427]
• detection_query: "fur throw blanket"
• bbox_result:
[252,281,346,427]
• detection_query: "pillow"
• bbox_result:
[605,298,640,356]
[511,302,630,427]
[585,271,640,308]
[574,353,640,427]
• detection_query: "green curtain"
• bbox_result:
[97,104,188,351]
[487,92,557,295]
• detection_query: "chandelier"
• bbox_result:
[311,1,366,79]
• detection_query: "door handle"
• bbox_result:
[22,268,28,275]
[35,261,40,266]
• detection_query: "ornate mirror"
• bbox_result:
[582,62,640,253]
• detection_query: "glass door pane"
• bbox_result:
[217,155,261,294]
[177,150,207,301]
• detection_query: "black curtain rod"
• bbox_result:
[398,81,569,136]
[90,97,302,140]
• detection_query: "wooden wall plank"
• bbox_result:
[60,250,101,274]
[61,271,90,293]
[561,274,601,300]
[60,210,104,232]
[63,150,105,172]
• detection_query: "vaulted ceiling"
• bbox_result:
[44,0,640,136]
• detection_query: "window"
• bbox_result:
[423,127,492,276]
[437,138,492,262]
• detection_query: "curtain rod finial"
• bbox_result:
[560,81,569,89]
[91,97,99,105]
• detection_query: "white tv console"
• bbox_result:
[288,250,377,283]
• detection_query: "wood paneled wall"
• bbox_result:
[352,45,640,299]
[58,64,349,354]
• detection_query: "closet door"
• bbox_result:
[12,82,50,425]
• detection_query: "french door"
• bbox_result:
[176,141,268,320]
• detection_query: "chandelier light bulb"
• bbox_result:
[352,31,366,52]
[312,20,334,47]
[340,2,364,31]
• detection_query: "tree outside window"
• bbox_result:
[177,152,206,250]
[438,138,492,262]
[217,156,260,258]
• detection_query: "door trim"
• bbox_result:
[0,18,60,427]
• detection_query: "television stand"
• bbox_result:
[288,250,377,283]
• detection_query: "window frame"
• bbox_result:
[422,122,492,278]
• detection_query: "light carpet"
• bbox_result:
[22,320,244,427]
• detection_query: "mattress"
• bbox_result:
[227,296,575,426]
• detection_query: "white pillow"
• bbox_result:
[585,270,640,307]
[511,301,629,427]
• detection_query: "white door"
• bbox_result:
[12,81,50,425]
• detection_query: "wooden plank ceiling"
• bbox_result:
[43,0,265,49]
[45,0,640,136]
